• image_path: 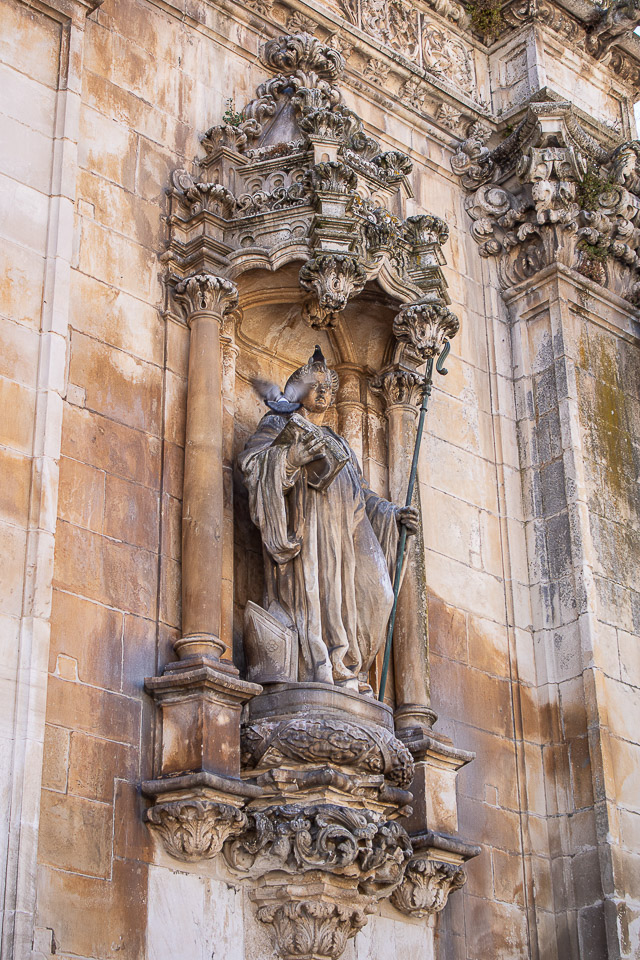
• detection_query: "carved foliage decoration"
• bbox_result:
[393,300,460,359]
[164,32,452,317]
[422,22,474,92]
[256,899,373,960]
[391,858,466,917]
[451,103,640,305]
[174,275,239,322]
[224,803,412,895]
[146,800,247,861]
[299,255,368,312]
[241,715,415,787]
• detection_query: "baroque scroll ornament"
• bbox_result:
[165,32,452,318]
[451,102,640,303]
[224,803,412,895]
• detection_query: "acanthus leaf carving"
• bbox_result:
[146,800,247,861]
[391,858,466,917]
[256,898,374,960]
[173,274,239,322]
[393,300,460,358]
[371,368,423,408]
[299,255,367,312]
[452,104,640,306]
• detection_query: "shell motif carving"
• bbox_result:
[393,300,460,359]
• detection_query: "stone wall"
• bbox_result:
[1,0,639,957]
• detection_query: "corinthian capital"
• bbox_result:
[371,368,423,410]
[393,301,459,360]
[174,274,239,325]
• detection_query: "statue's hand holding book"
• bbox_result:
[274,412,349,491]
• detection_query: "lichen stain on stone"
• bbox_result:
[578,332,635,511]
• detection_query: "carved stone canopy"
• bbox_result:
[452,99,640,304]
[164,31,452,324]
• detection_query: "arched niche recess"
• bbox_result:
[230,264,403,694]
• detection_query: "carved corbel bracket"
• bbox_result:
[391,856,466,918]
[145,799,247,862]
[299,254,367,313]
[452,102,640,306]
[224,801,413,959]
[393,300,460,360]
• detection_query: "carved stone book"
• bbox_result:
[273,412,350,491]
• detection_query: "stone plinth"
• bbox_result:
[143,659,262,858]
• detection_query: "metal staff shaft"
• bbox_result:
[378,343,449,703]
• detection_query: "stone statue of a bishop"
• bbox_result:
[239,347,417,693]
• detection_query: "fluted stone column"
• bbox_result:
[173,273,238,663]
[374,367,436,736]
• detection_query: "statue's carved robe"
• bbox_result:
[239,413,400,684]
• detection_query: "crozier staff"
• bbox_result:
[239,346,417,693]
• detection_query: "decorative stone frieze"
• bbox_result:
[452,101,640,304]
[145,800,247,862]
[391,857,466,917]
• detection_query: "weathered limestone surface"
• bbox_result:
[0,0,638,957]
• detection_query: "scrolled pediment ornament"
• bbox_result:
[452,104,640,306]
[164,31,452,318]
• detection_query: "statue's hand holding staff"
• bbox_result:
[286,431,326,469]
[396,505,419,535]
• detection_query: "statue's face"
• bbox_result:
[300,371,333,413]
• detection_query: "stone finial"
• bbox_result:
[393,300,460,359]
[173,274,239,324]
[390,858,467,917]
[145,799,247,861]
[299,254,367,313]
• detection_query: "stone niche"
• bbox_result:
[141,31,479,960]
